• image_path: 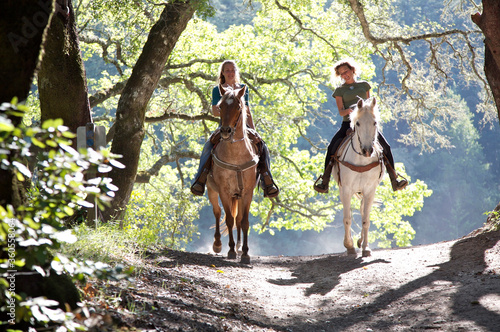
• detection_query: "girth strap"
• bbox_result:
[336,158,382,173]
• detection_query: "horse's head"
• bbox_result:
[218,84,247,140]
[350,97,381,157]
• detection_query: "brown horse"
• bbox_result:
[206,84,259,264]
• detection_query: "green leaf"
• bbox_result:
[45,139,58,148]
[41,118,64,130]
[15,171,25,181]
[32,137,46,148]
[0,118,14,132]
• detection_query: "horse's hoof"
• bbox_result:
[213,244,222,254]
[240,254,250,264]
[362,250,372,257]
[227,251,237,259]
[347,248,357,256]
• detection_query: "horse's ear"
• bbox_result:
[219,84,226,95]
[236,85,246,99]
[357,99,364,108]
[371,97,376,107]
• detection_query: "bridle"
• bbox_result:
[219,97,246,143]
[350,127,376,157]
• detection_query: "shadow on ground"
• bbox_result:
[282,229,500,331]
[267,254,389,296]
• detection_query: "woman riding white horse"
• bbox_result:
[314,58,407,193]
[334,97,384,257]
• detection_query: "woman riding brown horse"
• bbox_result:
[191,60,279,198]
[206,84,258,264]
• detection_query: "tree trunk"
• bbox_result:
[0,0,53,104]
[484,46,500,125]
[471,0,500,124]
[0,0,53,206]
[102,1,197,221]
[38,0,92,138]
[471,0,500,211]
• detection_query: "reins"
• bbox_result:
[350,129,367,157]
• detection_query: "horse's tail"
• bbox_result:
[218,198,239,236]
[231,198,239,221]
[219,214,227,235]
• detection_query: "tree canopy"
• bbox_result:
[30,0,499,248]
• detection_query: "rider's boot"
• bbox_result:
[260,170,279,198]
[190,156,212,196]
[314,159,334,193]
[385,161,408,191]
[256,141,279,198]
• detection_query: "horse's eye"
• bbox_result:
[356,122,360,127]
[374,122,377,126]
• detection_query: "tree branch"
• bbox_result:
[89,80,127,108]
[274,0,340,58]
[135,150,199,183]
[79,34,127,75]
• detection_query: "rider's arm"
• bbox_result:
[246,106,255,129]
[212,86,222,117]
[336,96,352,117]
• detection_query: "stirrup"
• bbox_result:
[190,168,209,196]
[392,173,408,191]
[263,184,279,198]
[190,182,205,196]
[313,175,329,193]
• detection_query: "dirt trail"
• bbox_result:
[89,227,500,331]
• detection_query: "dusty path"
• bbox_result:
[89,227,500,331]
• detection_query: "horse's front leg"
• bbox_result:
[207,187,222,253]
[239,196,252,264]
[222,198,237,259]
[358,191,375,257]
[340,188,356,256]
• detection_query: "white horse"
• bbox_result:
[333,97,385,257]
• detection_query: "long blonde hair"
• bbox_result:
[217,60,241,85]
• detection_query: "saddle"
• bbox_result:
[335,128,353,161]
[209,127,261,159]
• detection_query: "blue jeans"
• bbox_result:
[195,140,214,178]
